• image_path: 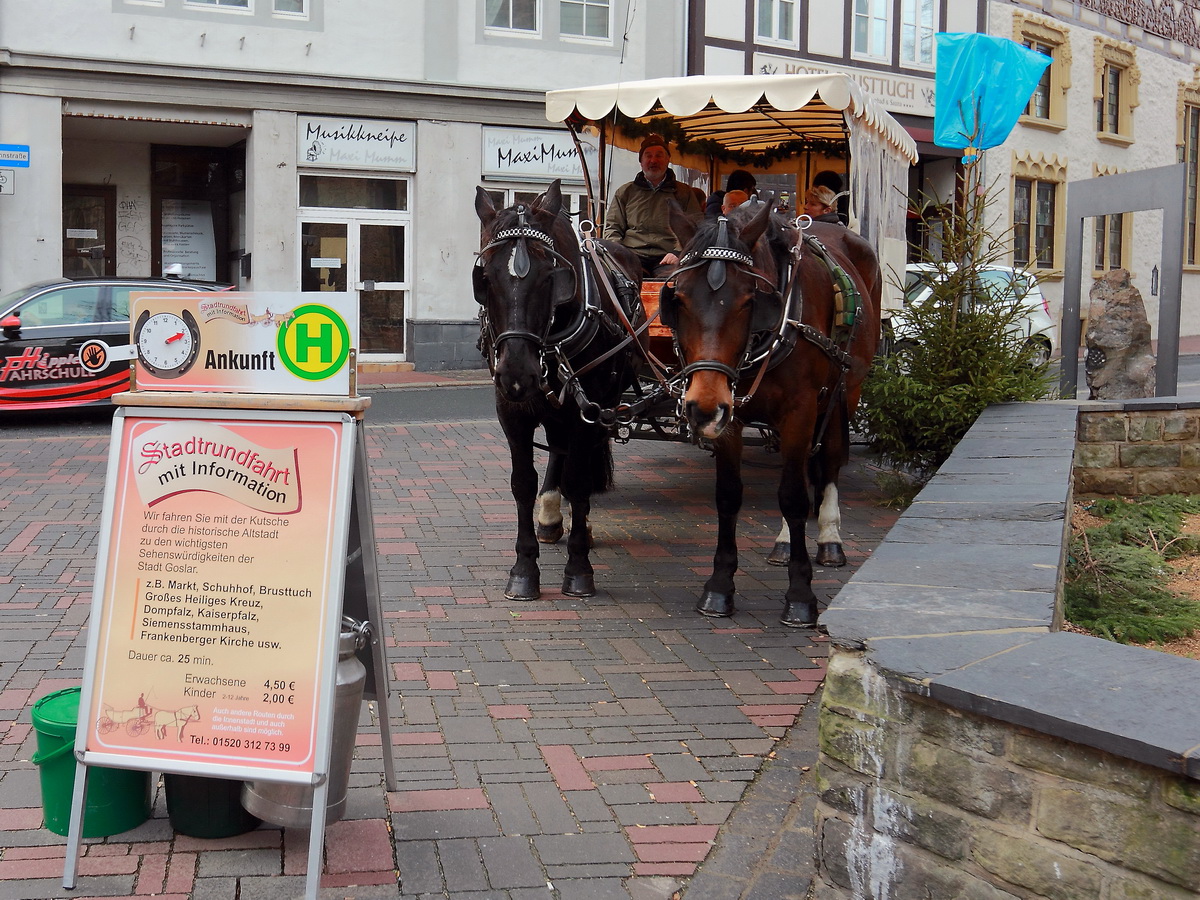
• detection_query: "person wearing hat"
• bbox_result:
[604,133,703,277]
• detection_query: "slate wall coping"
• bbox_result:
[824,400,1200,780]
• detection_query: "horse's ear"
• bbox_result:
[737,201,773,249]
[750,289,783,331]
[475,186,497,226]
[669,202,697,250]
[534,179,563,217]
[658,283,679,330]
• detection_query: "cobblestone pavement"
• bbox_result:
[0,407,899,900]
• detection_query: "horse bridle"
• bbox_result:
[474,207,581,360]
[662,218,781,401]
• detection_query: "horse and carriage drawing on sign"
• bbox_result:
[97,700,201,742]
[473,73,916,627]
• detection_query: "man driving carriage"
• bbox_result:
[603,133,702,278]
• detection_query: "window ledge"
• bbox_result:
[1097,131,1135,147]
[1018,115,1067,133]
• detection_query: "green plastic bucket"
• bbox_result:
[31,687,151,837]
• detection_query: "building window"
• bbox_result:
[853,0,890,60]
[1013,179,1057,269]
[1025,41,1052,117]
[1014,13,1070,132]
[1093,214,1124,270]
[1098,64,1122,132]
[1012,152,1066,271]
[561,0,609,39]
[756,0,796,46]
[899,0,934,67]
[1090,168,1132,275]
[186,0,250,8]
[274,0,305,13]
[486,0,538,32]
[1093,36,1139,144]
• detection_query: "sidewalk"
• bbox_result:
[0,407,900,899]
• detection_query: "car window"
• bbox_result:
[14,285,104,326]
[903,271,935,304]
[975,269,1018,304]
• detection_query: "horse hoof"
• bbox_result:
[562,573,596,597]
[696,591,735,617]
[767,541,791,566]
[781,599,818,628]
[505,574,540,601]
[816,542,847,567]
[536,522,564,544]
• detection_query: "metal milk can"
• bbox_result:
[242,616,370,828]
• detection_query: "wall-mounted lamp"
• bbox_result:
[200,32,206,47]
[1151,265,1160,296]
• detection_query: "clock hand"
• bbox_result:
[166,332,185,344]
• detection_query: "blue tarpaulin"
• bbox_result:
[934,33,1051,156]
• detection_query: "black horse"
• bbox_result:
[473,180,644,600]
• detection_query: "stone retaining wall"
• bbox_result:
[1074,402,1200,495]
[812,401,1200,899]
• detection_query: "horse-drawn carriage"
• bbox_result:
[473,72,915,626]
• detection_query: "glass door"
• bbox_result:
[356,223,407,353]
[298,218,409,356]
[63,185,117,277]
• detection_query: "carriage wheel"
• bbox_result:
[128,717,150,737]
[97,716,114,734]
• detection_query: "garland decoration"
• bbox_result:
[612,111,849,167]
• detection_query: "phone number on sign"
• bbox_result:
[205,737,292,752]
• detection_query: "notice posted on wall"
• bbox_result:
[78,407,356,780]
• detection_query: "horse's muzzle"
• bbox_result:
[684,398,731,440]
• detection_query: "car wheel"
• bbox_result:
[1025,338,1051,369]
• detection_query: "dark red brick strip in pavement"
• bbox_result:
[0,416,897,900]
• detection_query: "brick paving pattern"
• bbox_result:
[0,409,898,899]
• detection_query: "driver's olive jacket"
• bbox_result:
[603,170,702,259]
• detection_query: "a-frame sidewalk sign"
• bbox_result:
[64,291,396,900]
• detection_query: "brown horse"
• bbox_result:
[661,200,880,627]
[473,180,644,600]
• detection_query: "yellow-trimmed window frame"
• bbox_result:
[1014,12,1071,133]
[1090,164,1132,278]
[1011,152,1067,276]
[1094,36,1139,146]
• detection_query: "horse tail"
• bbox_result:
[592,430,615,494]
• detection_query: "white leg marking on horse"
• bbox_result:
[535,490,563,528]
[775,520,790,545]
[817,484,842,545]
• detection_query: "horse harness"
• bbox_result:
[660,218,863,452]
[664,221,859,394]
[474,207,647,426]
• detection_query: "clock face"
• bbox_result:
[135,309,201,378]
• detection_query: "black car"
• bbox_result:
[0,277,233,411]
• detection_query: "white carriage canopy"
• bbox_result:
[545,73,917,267]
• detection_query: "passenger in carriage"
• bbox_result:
[803,185,848,225]
[705,168,757,218]
[603,133,703,278]
[720,189,750,215]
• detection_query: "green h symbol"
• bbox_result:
[294,322,333,363]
